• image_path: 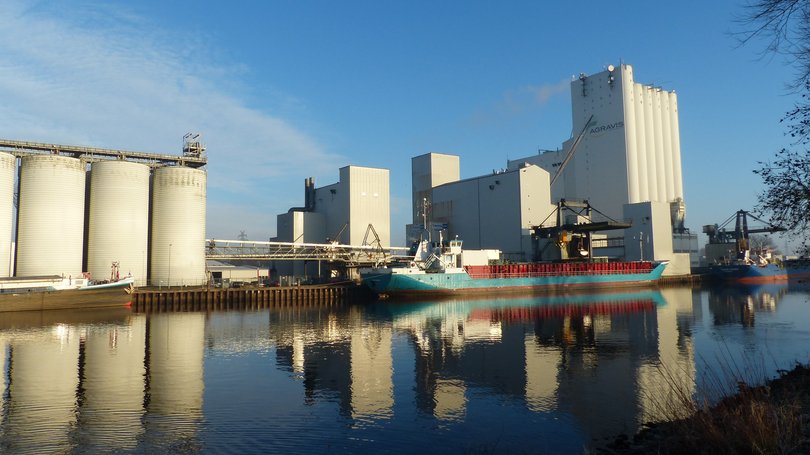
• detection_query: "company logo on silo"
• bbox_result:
[586,116,624,136]
[589,120,624,135]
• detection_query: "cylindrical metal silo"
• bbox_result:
[642,86,658,201]
[0,152,16,277]
[669,91,684,200]
[621,69,640,204]
[633,83,649,202]
[16,155,85,277]
[150,166,206,286]
[87,160,150,286]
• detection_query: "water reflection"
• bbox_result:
[146,313,205,451]
[376,289,699,440]
[0,284,807,453]
[707,284,788,327]
[80,316,146,452]
[5,323,80,453]
[0,310,206,454]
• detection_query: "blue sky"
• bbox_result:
[0,0,799,249]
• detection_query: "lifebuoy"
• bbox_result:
[410,261,416,268]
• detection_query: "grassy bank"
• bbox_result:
[597,364,810,454]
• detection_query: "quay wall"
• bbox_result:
[132,284,373,312]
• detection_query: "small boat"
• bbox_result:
[360,237,667,299]
[0,274,135,312]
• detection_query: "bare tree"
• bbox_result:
[753,147,810,234]
[749,234,780,253]
[737,0,810,89]
[739,1,810,245]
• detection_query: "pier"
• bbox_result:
[132,283,372,312]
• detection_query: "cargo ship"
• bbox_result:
[707,261,787,284]
[704,210,789,284]
[360,237,667,298]
[706,256,810,284]
[0,276,134,312]
[0,265,135,312]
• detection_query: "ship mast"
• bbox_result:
[420,197,431,243]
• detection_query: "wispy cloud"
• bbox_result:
[0,0,344,238]
[468,79,570,127]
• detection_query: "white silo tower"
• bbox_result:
[87,160,150,286]
[150,166,206,286]
[16,155,86,277]
[0,152,16,277]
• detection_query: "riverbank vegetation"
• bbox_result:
[598,363,810,454]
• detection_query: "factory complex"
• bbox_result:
[0,63,701,287]
[278,63,697,278]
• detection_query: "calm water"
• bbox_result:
[1,284,810,454]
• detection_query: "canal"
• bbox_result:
[1,283,809,454]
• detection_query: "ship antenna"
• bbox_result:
[421,197,431,243]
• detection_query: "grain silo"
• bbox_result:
[16,155,85,277]
[0,152,16,277]
[87,160,150,286]
[150,166,206,286]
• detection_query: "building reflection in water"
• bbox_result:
[80,315,146,452]
[708,284,788,327]
[350,322,393,422]
[270,307,395,422]
[380,288,699,440]
[636,287,699,424]
[5,323,80,453]
[262,288,702,440]
[0,285,723,450]
[0,310,207,453]
[146,313,205,448]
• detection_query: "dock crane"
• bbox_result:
[703,210,785,261]
[531,199,631,261]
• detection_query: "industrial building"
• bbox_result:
[508,63,695,272]
[0,136,208,286]
[411,152,460,225]
[206,260,269,286]
[275,165,390,277]
[507,63,684,220]
[409,64,694,274]
[408,153,555,261]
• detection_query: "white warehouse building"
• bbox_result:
[276,165,390,277]
[409,153,555,261]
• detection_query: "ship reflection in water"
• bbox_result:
[708,283,788,327]
[1,284,809,454]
